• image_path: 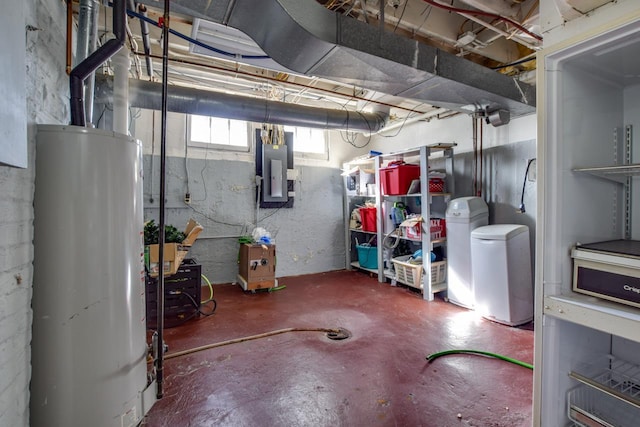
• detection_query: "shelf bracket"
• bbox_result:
[625,125,633,239]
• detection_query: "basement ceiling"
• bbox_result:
[88,0,547,129]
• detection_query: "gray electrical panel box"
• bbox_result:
[262,144,288,202]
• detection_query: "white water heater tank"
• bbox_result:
[31,125,155,426]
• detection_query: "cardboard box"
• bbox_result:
[400,217,423,240]
[148,243,188,277]
[238,243,276,282]
[147,219,203,277]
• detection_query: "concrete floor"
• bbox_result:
[142,270,534,427]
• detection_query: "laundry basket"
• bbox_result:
[392,255,447,288]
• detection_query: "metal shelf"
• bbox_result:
[350,261,378,275]
[384,268,447,294]
[350,228,376,235]
[381,143,457,159]
[382,232,445,245]
[573,164,640,184]
[543,294,640,343]
[382,192,451,198]
[567,356,640,426]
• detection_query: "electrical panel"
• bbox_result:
[262,145,288,202]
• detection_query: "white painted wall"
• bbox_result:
[342,112,537,158]
[0,1,68,425]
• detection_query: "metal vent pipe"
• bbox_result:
[95,75,388,132]
[70,0,126,126]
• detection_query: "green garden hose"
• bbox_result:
[426,349,533,370]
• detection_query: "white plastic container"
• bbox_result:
[445,197,489,308]
[471,224,533,326]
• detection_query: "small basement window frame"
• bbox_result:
[284,125,329,160]
[187,114,251,152]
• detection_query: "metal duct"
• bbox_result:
[75,0,100,124]
[95,75,388,132]
[136,0,536,116]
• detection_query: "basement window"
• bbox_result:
[284,125,328,159]
[188,115,249,151]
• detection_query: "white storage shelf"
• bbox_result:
[374,143,454,301]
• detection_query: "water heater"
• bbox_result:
[31,125,155,426]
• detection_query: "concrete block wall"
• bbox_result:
[0,1,68,425]
[143,155,346,283]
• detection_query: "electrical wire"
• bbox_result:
[519,158,535,213]
[426,349,533,370]
[491,55,536,70]
[420,0,542,41]
[181,291,217,317]
[393,0,410,33]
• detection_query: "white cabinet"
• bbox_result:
[374,144,455,301]
[534,15,640,427]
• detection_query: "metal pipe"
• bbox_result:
[112,46,130,134]
[70,0,126,126]
[96,77,387,132]
[85,0,100,124]
[75,0,93,67]
[138,4,154,78]
[66,0,73,75]
[458,12,540,51]
[135,52,418,114]
[156,0,170,400]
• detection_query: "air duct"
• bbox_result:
[136,0,536,117]
[94,75,388,132]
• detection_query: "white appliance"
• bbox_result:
[471,224,533,326]
[31,126,155,426]
[445,196,488,308]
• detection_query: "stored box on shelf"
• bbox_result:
[430,218,446,239]
[429,178,445,193]
[380,163,420,195]
[147,219,203,277]
[400,217,422,240]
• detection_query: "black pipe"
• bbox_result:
[70,0,126,126]
[138,4,154,78]
[156,0,170,400]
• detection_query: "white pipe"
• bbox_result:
[458,12,541,51]
[369,108,450,136]
[113,46,130,134]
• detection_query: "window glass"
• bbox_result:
[284,126,327,155]
[189,115,248,149]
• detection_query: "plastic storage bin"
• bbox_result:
[356,244,378,269]
[359,206,377,232]
[380,163,420,195]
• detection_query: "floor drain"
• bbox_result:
[326,328,351,340]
